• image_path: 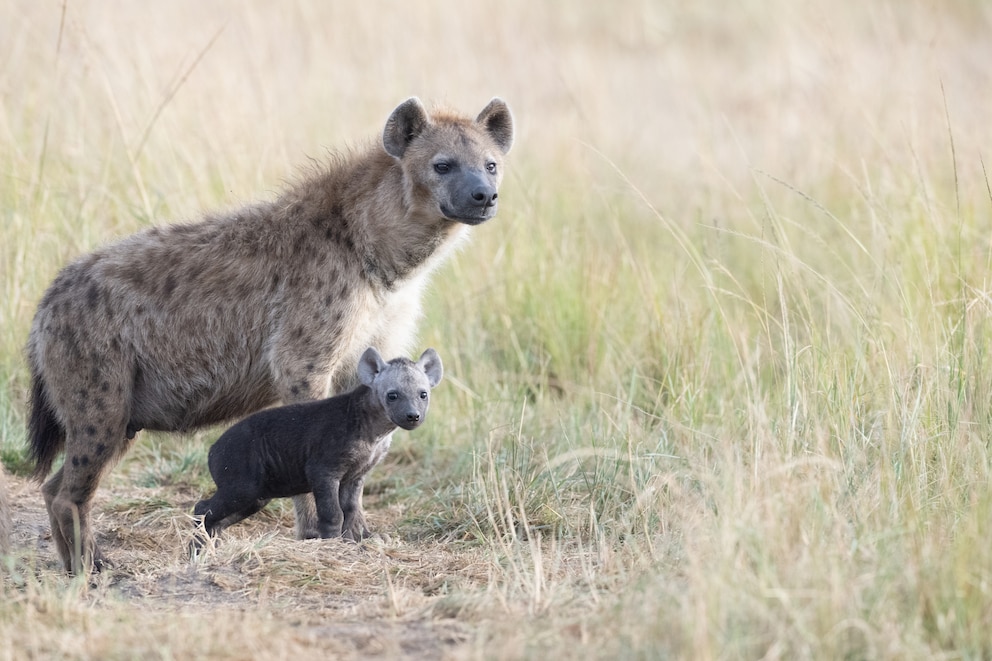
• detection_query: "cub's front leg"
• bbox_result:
[340,477,371,541]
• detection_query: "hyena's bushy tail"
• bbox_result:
[28,370,65,482]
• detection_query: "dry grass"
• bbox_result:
[4,0,992,658]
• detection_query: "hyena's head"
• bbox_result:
[357,347,444,431]
[383,97,513,225]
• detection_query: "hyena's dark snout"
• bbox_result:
[466,171,498,207]
[470,182,498,207]
[444,171,499,224]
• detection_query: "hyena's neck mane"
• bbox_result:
[292,146,466,292]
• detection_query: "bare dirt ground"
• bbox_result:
[2,471,485,659]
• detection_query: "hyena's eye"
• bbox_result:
[486,161,497,174]
[434,162,451,174]
[420,391,428,400]
[387,391,399,402]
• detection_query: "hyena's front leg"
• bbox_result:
[292,494,320,540]
[271,328,346,539]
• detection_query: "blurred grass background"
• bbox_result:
[3,0,992,658]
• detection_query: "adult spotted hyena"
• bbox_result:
[27,97,513,573]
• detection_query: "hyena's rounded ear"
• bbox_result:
[476,98,513,155]
[417,348,444,388]
[383,97,430,159]
[357,347,387,387]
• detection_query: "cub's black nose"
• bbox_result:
[406,412,421,423]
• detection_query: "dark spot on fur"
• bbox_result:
[271,274,280,291]
[87,283,100,309]
[187,263,206,282]
[122,264,145,288]
[58,326,83,361]
[100,381,110,393]
[293,326,305,340]
[80,455,90,466]
[136,304,146,315]
[96,443,107,455]
[77,388,89,400]
[290,386,300,396]
[163,274,177,299]
[324,294,333,306]
[85,426,97,436]
[93,398,105,412]
[293,233,309,256]
[71,456,80,467]
[306,362,316,372]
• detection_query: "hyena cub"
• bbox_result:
[193,347,443,544]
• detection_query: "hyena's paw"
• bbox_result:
[342,513,371,542]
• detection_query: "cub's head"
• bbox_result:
[357,347,444,431]
[382,97,513,225]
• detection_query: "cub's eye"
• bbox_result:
[434,162,451,174]
[486,162,497,174]
[387,392,399,402]
[420,391,428,400]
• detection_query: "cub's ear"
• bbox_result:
[416,348,444,388]
[357,347,387,387]
[476,98,513,155]
[383,97,430,159]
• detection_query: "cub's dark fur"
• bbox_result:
[193,347,442,543]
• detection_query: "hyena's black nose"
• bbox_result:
[471,186,498,206]
[406,411,421,423]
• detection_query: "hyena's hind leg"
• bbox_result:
[37,360,134,573]
[191,494,271,556]
[40,466,72,571]
[43,429,123,574]
[194,494,271,538]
